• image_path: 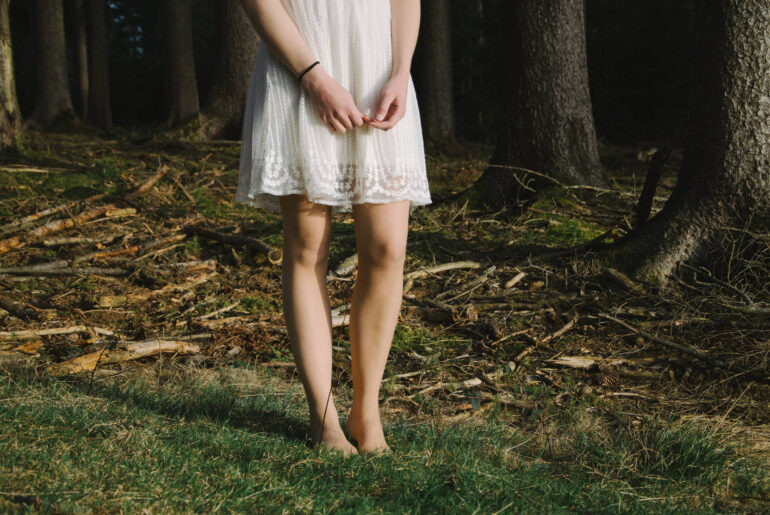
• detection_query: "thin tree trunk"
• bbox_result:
[604,0,770,286]
[476,0,606,210]
[199,0,257,140]
[30,0,74,126]
[414,0,456,148]
[162,0,199,127]
[86,0,112,129]
[71,0,89,119]
[0,0,20,148]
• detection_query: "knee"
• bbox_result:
[285,238,328,268]
[360,239,406,268]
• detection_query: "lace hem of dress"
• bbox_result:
[235,160,432,213]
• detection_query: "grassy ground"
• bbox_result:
[1,130,769,512]
[1,360,767,513]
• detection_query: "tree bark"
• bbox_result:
[30,0,74,126]
[604,0,770,286]
[0,0,20,148]
[476,0,606,210]
[86,0,112,129]
[199,0,257,140]
[70,0,89,119]
[414,0,456,148]
[162,0,199,127]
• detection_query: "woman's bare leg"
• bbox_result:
[346,199,411,453]
[279,193,357,455]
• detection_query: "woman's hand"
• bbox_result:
[301,65,367,134]
[366,73,409,131]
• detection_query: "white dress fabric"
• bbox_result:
[235,0,433,214]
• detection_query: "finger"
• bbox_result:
[330,116,347,133]
[349,110,365,128]
[374,93,395,121]
[380,99,401,122]
[336,111,354,131]
[320,114,336,134]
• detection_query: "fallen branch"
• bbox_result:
[72,233,186,264]
[436,265,496,302]
[182,225,282,264]
[0,325,115,341]
[598,313,765,379]
[47,339,201,376]
[0,192,107,236]
[97,272,217,308]
[0,266,129,277]
[332,253,358,277]
[403,260,482,294]
[541,315,578,343]
[0,166,168,255]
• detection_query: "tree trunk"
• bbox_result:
[0,0,20,148]
[604,0,770,286]
[476,0,606,210]
[71,0,89,119]
[414,0,456,148]
[30,0,74,126]
[199,0,257,140]
[162,0,199,127]
[86,0,112,129]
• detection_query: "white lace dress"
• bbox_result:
[235,0,433,214]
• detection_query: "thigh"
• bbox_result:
[352,200,411,264]
[279,194,333,263]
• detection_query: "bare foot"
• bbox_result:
[310,423,358,456]
[346,411,391,454]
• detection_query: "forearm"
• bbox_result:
[389,0,421,79]
[238,0,317,77]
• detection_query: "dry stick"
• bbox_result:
[598,313,765,378]
[123,165,169,202]
[0,166,168,255]
[0,165,72,173]
[42,236,100,247]
[0,266,128,277]
[197,301,240,320]
[72,233,186,264]
[182,225,282,264]
[541,315,578,343]
[169,173,196,203]
[0,298,53,321]
[504,271,527,289]
[512,228,617,269]
[435,265,496,302]
[0,325,115,341]
[48,339,201,376]
[332,252,358,277]
[409,370,505,399]
[678,262,754,305]
[97,271,217,308]
[0,192,107,236]
[402,260,481,294]
[402,293,459,316]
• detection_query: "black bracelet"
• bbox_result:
[298,61,320,82]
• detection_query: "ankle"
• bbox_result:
[348,402,381,422]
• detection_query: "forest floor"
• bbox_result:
[0,129,769,512]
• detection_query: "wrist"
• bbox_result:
[389,68,410,82]
[300,64,326,91]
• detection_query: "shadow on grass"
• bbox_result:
[13,363,310,445]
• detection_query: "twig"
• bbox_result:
[0,325,115,341]
[403,260,482,294]
[598,313,766,379]
[182,225,281,264]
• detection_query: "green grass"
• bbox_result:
[1,363,767,513]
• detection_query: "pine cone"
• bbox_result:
[600,372,623,389]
